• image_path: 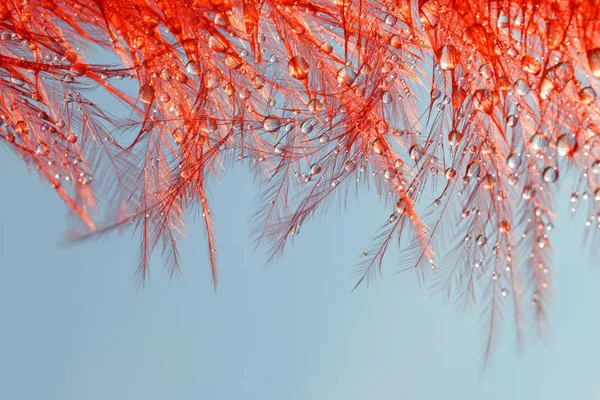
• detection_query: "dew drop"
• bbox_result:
[506,153,521,170]
[587,48,600,78]
[308,98,323,113]
[466,161,481,178]
[542,167,559,183]
[556,134,575,156]
[15,120,29,135]
[579,87,596,105]
[447,129,463,146]
[530,132,549,152]
[186,61,200,76]
[288,56,310,80]
[337,66,357,87]
[139,84,154,104]
[263,116,281,132]
[409,144,423,162]
[274,142,285,155]
[344,160,357,171]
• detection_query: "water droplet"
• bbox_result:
[587,48,600,78]
[556,134,575,156]
[542,167,559,183]
[15,120,29,135]
[507,114,519,127]
[472,89,496,114]
[70,62,86,76]
[36,142,50,155]
[396,198,408,214]
[481,174,496,189]
[501,288,509,297]
[522,55,541,75]
[578,87,596,104]
[337,66,357,87]
[274,142,285,155]
[466,161,481,178]
[522,185,534,200]
[499,220,511,233]
[436,45,460,70]
[479,64,492,79]
[66,133,77,143]
[476,234,487,246]
[382,91,392,104]
[345,160,357,171]
[263,116,281,132]
[186,61,200,76]
[447,129,463,146]
[320,42,333,54]
[507,153,521,170]
[409,144,423,162]
[308,98,323,113]
[139,84,154,104]
[514,79,530,96]
[530,132,549,152]
[288,56,310,80]
[445,168,457,179]
[373,139,385,154]
[310,163,322,175]
[172,128,186,144]
[301,119,315,134]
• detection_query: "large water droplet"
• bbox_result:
[437,45,460,70]
[15,120,29,135]
[579,87,596,105]
[522,55,541,75]
[288,56,310,80]
[337,66,357,87]
[409,144,423,162]
[556,134,575,156]
[447,129,463,146]
[507,153,521,170]
[139,84,154,104]
[542,167,559,183]
[472,89,496,114]
[274,142,285,155]
[587,48,600,78]
[530,132,549,152]
[263,116,281,132]
[466,161,481,178]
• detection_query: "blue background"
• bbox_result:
[1,149,599,399]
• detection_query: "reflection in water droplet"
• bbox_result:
[337,66,357,86]
[466,161,480,178]
[579,87,596,104]
[409,144,423,162]
[288,56,310,80]
[530,132,549,152]
[447,129,463,146]
[542,167,559,183]
[556,134,574,156]
[507,153,521,170]
[263,116,281,132]
[139,84,154,104]
[587,48,600,78]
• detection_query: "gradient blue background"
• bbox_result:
[1,149,599,399]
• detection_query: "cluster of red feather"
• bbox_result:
[1,0,600,361]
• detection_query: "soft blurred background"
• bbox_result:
[1,145,600,399]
